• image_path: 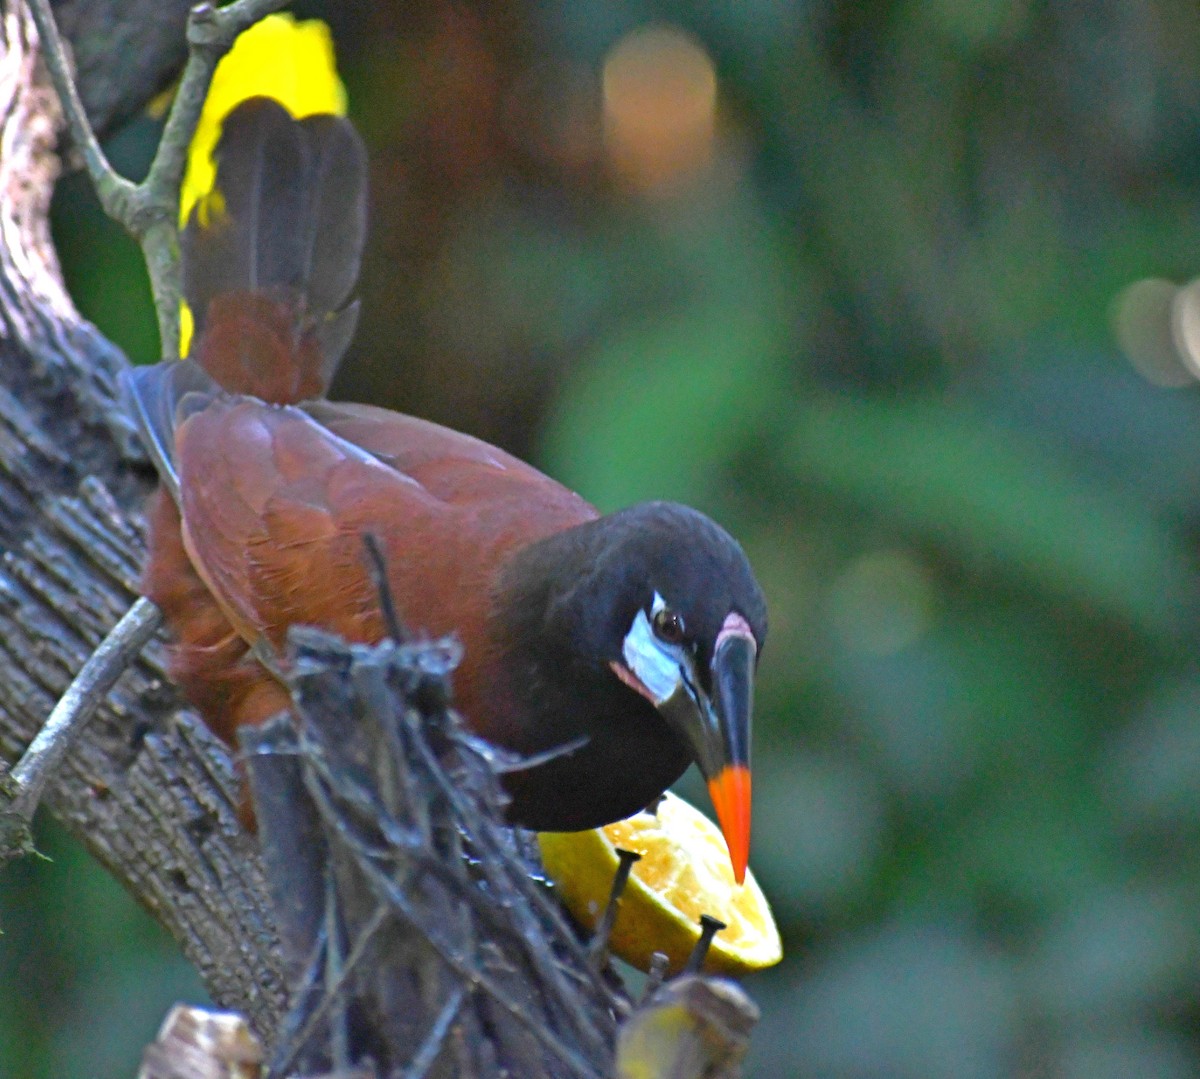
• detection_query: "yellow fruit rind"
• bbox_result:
[537,792,782,977]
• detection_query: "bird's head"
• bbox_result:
[537,502,767,883]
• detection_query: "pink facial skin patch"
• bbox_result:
[610,659,656,704]
[715,611,756,654]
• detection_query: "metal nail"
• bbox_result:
[683,913,727,974]
[590,847,642,968]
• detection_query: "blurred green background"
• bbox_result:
[7,0,1200,1075]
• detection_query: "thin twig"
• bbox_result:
[302,771,605,1079]
[362,533,407,643]
[263,927,330,1077]
[135,0,291,353]
[26,0,289,356]
[322,864,351,1072]
[24,0,135,216]
[269,900,390,1076]
[3,596,162,823]
[399,985,468,1079]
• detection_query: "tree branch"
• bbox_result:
[1,595,161,850]
[27,0,288,356]
[26,0,135,215]
[0,0,287,1034]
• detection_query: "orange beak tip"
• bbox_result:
[707,764,752,886]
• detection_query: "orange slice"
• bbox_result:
[538,791,782,976]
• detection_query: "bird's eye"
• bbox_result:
[652,606,686,645]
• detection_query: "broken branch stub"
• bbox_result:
[242,626,625,1079]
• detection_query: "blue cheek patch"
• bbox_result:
[622,607,682,704]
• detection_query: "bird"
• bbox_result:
[123,97,767,883]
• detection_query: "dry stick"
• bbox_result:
[321,865,351,1074]
[1,597,162,836]
[399,985,469,1079]
[410,726,617,991]
[268,906,390,1078]
[311,751,602,1004]
[265,924,331,1073]
[358,844,605,1079]
[405,732,619,1057]
[25,0,289,356]
[330,629,615,1033]
[362,533,407,643]
[302,772,605,1079]
[298,738,608,1031]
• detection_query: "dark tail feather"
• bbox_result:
[182,98,308,324]
[297,113,368,316]
[182,97,368,403]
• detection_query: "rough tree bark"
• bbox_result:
[0,0,287,1034]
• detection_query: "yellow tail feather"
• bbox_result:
[178,14,347,356]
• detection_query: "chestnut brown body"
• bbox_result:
[127,97,765,857]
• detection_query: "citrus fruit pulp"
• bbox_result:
[537,791,782,976]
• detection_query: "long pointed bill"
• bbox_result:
[709,619,755,884]
[618,608,757,884]
[653,616,757,884]
[708,764,752,885]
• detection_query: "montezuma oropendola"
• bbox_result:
[123,98,767,882]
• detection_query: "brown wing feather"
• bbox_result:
[301,400,586,504]
[143,488,292,747]
[171,396,597,732]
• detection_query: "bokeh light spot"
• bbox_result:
[1169,278,1200,384]
[1112,278,1194,388]
[828,550,936,656]
[601,24,717,193]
